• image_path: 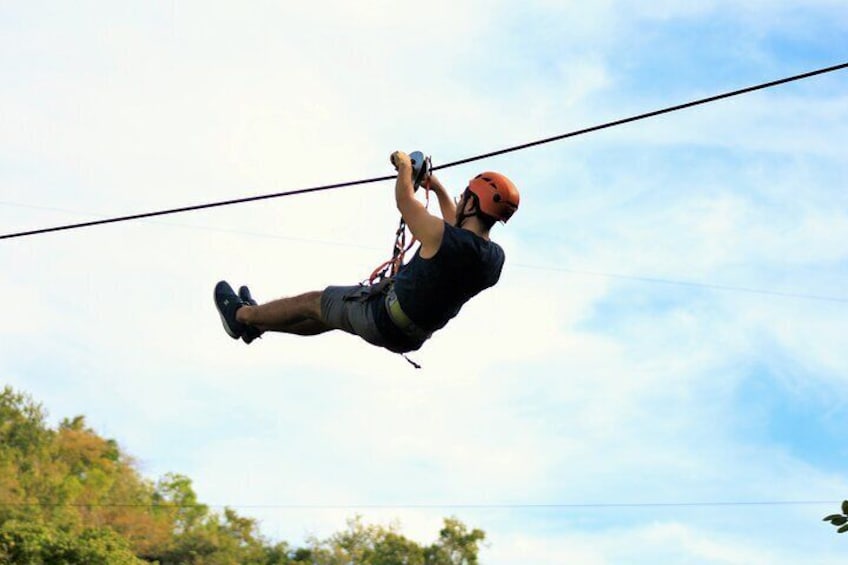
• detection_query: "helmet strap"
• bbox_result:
[456,189,478,228]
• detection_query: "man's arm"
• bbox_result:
[427,174,457,225]
[391,150,445,258]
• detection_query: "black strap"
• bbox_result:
[402,354,422,369]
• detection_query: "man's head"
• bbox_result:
[456,172,520,229]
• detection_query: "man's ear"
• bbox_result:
[462,194,478,214]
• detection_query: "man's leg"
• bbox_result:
[236,291,332,335]
[216,282,387,346]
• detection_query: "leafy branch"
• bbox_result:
[822,500,848,534]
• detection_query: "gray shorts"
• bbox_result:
[320,285,387,347]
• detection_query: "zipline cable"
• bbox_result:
[0,175,395,241]
[2,61,846,241]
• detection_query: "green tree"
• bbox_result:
[148,476,273,564]
[424,517,486,565]
[0,386,486,564]
[153,473,209,534]
[369,531,426,564]
[300,516,483,565]
[0,520,143,564]
[0,387,56,525]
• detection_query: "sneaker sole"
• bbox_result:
[214,283,242,339]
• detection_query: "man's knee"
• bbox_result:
[305,290,324,319]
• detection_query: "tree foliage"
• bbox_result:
[0,520,143,564]
[0,386,485,563]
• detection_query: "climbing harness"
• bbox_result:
[385,285,432,342]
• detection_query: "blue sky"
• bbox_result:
[2,1,847,563]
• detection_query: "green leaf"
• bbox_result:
[833,516,848,526]
[823,514,842,522]
[839,523,848,534]
[842,500,848,515]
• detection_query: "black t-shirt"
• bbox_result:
[372,222,505,350]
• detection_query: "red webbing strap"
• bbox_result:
[367,179,431,285]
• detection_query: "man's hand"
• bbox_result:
[390,150,412,173]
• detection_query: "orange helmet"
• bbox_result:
[467,172,520,222]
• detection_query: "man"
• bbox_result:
[214,150,519,354]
